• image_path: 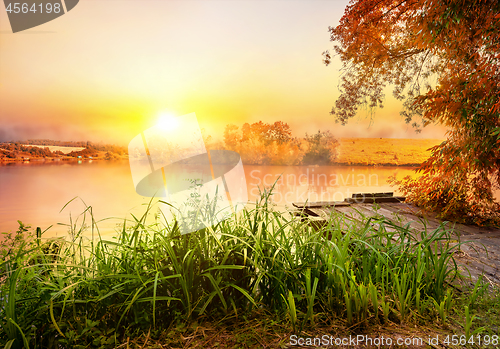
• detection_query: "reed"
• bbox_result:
[0,185,493,348]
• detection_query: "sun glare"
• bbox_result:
[157,113,180,131]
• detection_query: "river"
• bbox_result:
[0,160,419,238]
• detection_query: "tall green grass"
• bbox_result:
[0,187,485,348]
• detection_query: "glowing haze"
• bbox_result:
[0,0,447,145]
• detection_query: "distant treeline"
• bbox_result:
[0,141,127,160]
[25,139,88,147]
[0,143,58,158]
[25,139,127,155]
[215,121,339,166]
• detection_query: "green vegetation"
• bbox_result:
[1,189,499,348]
[301,131,338,165]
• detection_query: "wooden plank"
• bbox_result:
[352,204,435,243]
[377,203,448,232]
[345,196,406,204]
[305,208,330,220]
[352,192,394,198]
[302,208,320,217]
[333,206,368,221]
[382,202,436,217]
[292,201,351,209]
[293,193,401,208]
[379,203,445,225]
[314,207,341,220]
[332,205,402,237]
[301,207,361,234]
[358,205,430,234]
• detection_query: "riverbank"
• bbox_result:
[0,155,128,163]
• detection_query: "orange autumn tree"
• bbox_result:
[324,0,500,224]
[223,121,304,165]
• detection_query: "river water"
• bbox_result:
[0,160,419,238]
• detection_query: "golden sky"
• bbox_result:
[0,0,447,145]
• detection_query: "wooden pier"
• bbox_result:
[292,193,500,287]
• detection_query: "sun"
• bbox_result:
[157,113,180,131]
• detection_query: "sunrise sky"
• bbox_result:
[0,0,448,145]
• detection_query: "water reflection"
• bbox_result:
[244,165,416,206]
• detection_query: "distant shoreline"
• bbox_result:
[0,158,419,167]
[0,141,128,162]
[0,137,440,167]
[0,156,127,163]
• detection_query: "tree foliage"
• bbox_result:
[223,122,340,166]
[302,130,339,165]
[223,121,303,165]
[325,0,500,224]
